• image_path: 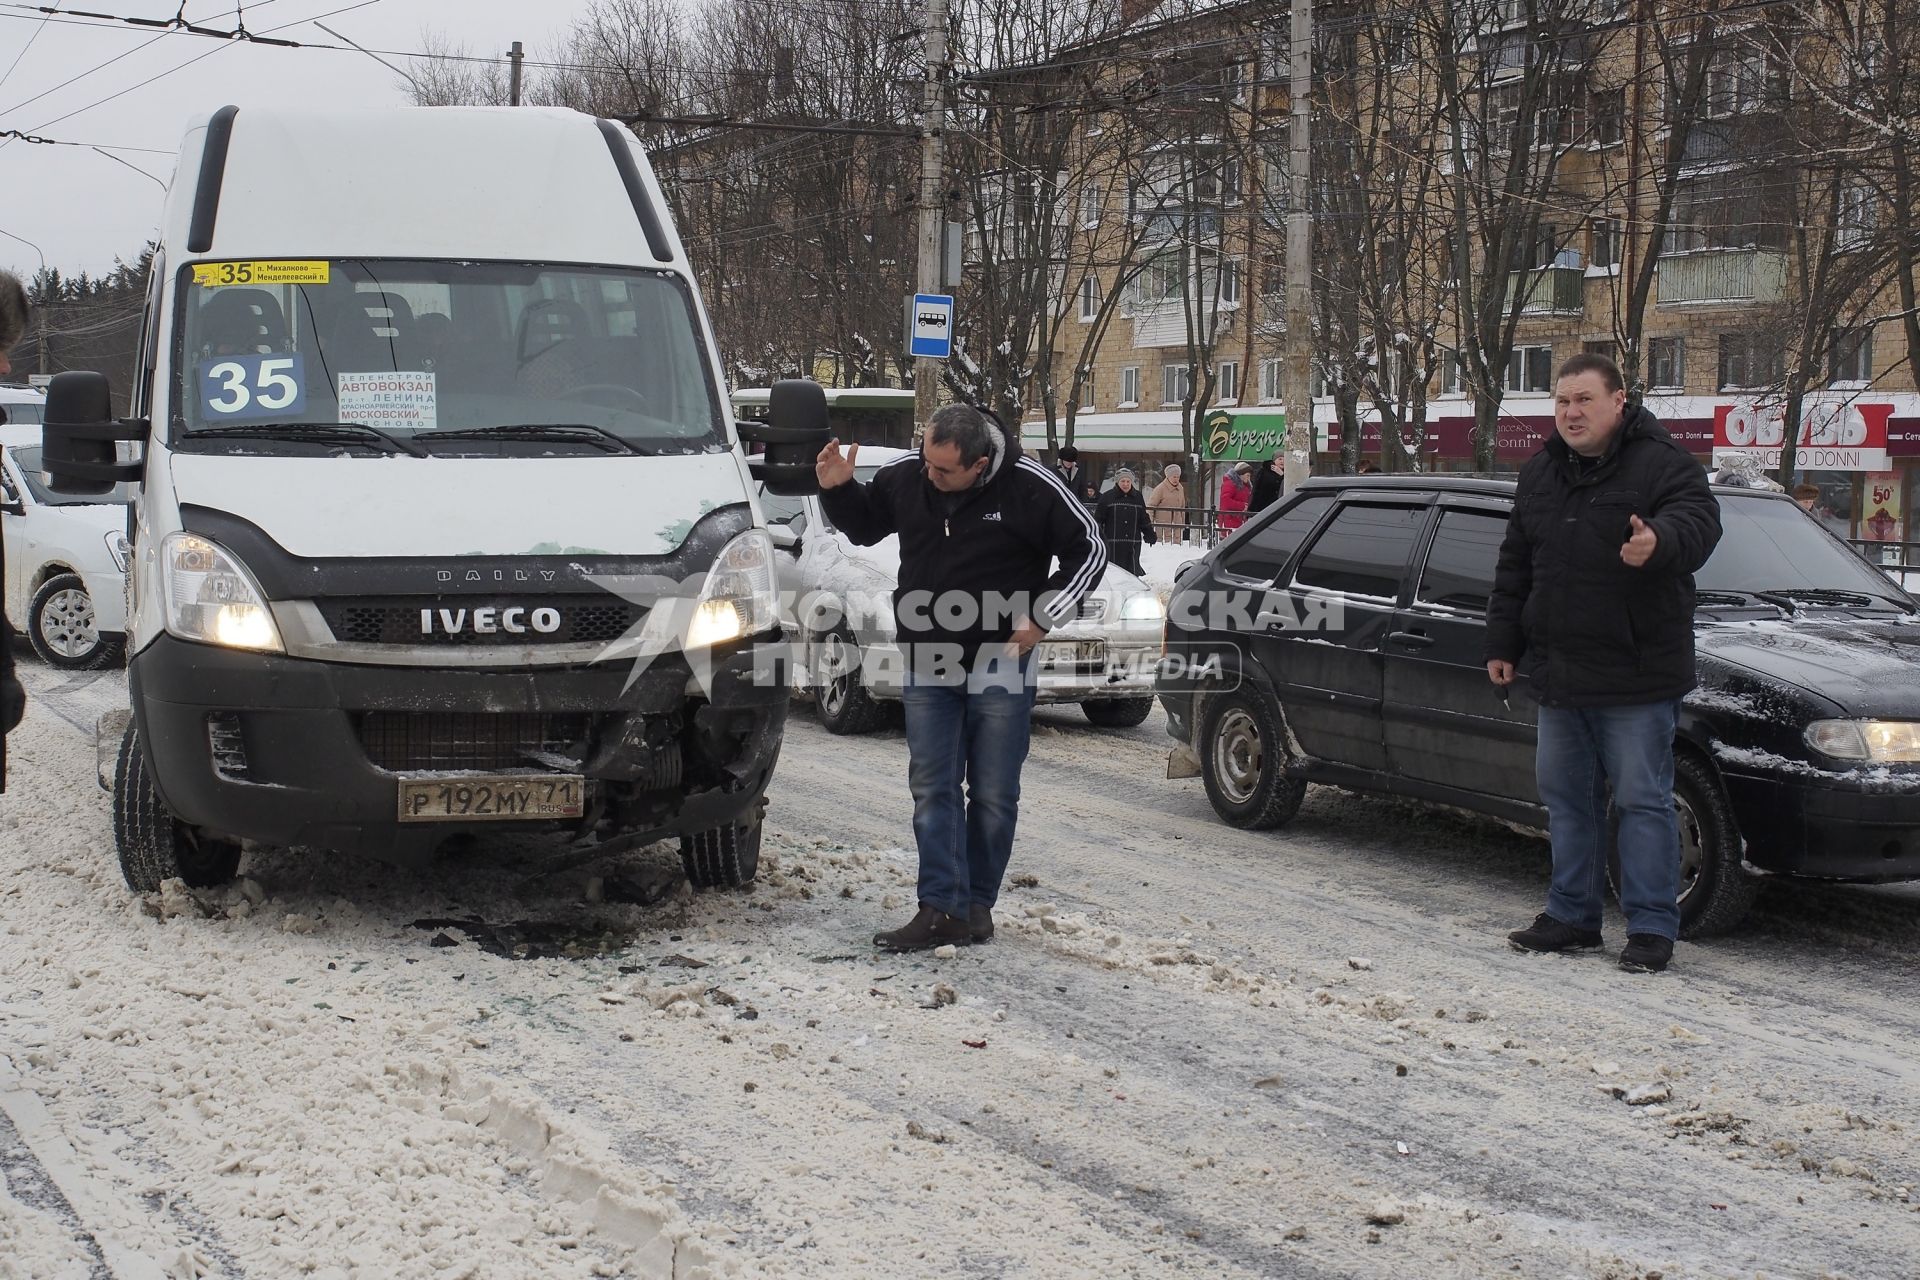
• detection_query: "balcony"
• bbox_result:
[1656,248,1785,306]
[1132,302,1189,349]
[1504,264,1584,316]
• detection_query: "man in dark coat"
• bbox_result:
[817,404,1107,951]
[1247,447,1284,514]
[1054,445,1096,504]
[1486,353,1722,974]
[0,270,30,793]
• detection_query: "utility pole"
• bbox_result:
[1282,0,1314,491]
[508,41,524,106]
[913,0,950,435]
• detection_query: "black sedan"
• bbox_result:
[1156,475,1920,935]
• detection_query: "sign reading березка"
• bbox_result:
[1711,400,1893,472]
[1202,409,1289,462]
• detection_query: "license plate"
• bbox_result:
[396,775,584,822]
[1039,640,1106,667]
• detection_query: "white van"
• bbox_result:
[38,106,826,894]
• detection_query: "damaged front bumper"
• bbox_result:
[125,633,789,864]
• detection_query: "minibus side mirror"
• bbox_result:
[739,378,830,497]
[41,371,146,496]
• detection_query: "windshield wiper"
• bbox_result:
[426,424,641,455]
[1754,587,1907,613]
[1695,590,1760,608]
[182,422,428,458]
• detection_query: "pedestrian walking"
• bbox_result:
[1094,469,1155,574]
[816,404,1107,951]
[1054,445,1096,504]
[1216,462,1252,537]
[1248,447,1284,514]
[0,270,31,793]
[1146,463,1187,540]
[1487,353,1722,974]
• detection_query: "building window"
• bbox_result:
[1216,361,1239,403]
[1218,259,1240,307]
[1831,327,1873,385]
[1837,181,1876,250]
[1080,180,1102,228]
[1582,340,1618,362]
[1590,87,1625,146]
[1704,46,1788,120]
[1120,365,1140,406]
[1648,337,1684,389]
[1259,358,1283,403]
[1079,370,1096,411]
[1505,345,1554,393]
[1718,333,1783,390]
[1591,217,1621,270]
[1438,349,1465,395]
[1078,274,1101,322]
[1163,363,1191,405]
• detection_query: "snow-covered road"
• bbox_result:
[3,658,1918,1279]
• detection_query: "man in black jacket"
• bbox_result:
[1486,354,1722,974]
[1247,447,1284,514]
[0,270,29,794]
[816,404,1107,951]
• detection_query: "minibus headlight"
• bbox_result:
[685,529,779,649]
[159,532,283,653]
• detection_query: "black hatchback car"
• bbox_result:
[1157,475,1920,935]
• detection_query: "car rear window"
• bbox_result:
[1291,502,1427,599]
[1218,493,1333,582]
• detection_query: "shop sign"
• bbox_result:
[1202,409,1290,462]
[1711,400,1892,472]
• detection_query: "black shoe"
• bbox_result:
[1619,934,1674,974]
[969,903,994,943]
[1507,913,1603,953]
[873,905,970,953]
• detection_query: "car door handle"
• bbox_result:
[1387,629,1434,649]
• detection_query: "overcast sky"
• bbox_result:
[0,0,595,277]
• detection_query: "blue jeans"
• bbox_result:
[1535,699,1682,941]
[900,653,1038,917]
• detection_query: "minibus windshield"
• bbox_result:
[173,259,728,456]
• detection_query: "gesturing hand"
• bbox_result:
[1621,514,1658,568]
[816,437,858,489]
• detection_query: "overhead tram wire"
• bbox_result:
[0,0,58,94]
[7,0,382,137]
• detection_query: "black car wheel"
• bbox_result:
[1081,696,1154,728]
[113,720,243,893]
[1199,686,1307,829]
[28,573,121,670]
[680,816,762,889]
[814,626,888,735]
[1609,752,1759,938]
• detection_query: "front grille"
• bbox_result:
[1074,598,1108,623]
[318,597,643,646]
[357,712,591,772]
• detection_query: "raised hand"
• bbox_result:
[816,437,859,489]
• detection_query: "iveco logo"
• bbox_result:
[420,606,563,635]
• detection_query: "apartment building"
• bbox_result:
[1010,0,1915,550]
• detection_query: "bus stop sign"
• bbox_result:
[907,293,953,359]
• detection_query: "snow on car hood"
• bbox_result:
[1698,614,1920,717]
[167,451,749,558]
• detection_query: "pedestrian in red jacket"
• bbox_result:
[1216,462,1252,536]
